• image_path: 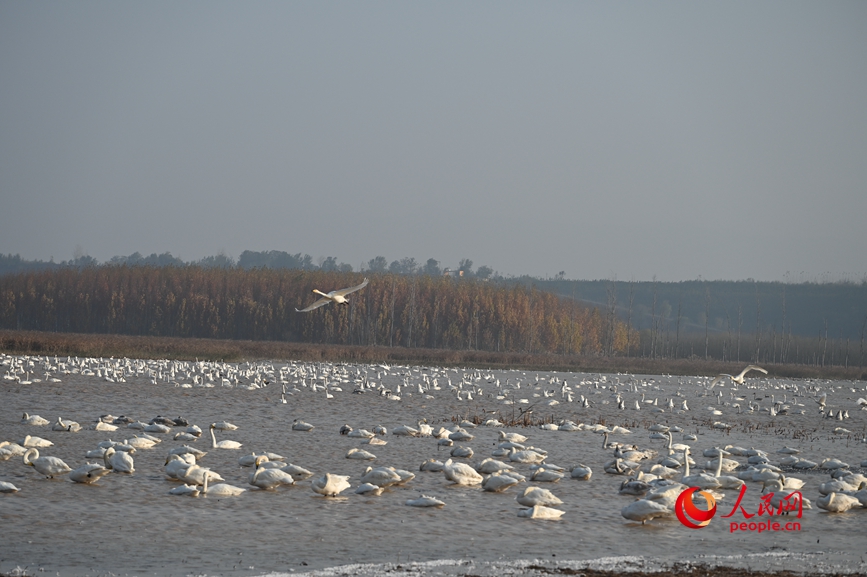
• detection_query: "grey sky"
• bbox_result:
[1,2,865,282]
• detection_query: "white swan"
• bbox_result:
[711,450,745,490]
[345,447,376,460]
[406,494,445,507]
[518,505,564,519]
[817,491,861,513]
[482,474,520,493]
[621,498,674,524]
[281,463,315,482]
[0,481,20,493]
[710,365,767,388]
[443,459,483,485]
[68,462,111,484]
[355,482,384,495]
[311,473,351,497]
[209,424,242,449]
[360,466,402,487]
[680,449,721,489]
[295,278,369,312]
[21,413,49,426]
[23,448,71,478]
[103,447,135,474]
[516,486,562,507]
[570,464,592,480]
[169,483,201,496]
[476,458,513,474]
[292,420,315,432]
[248,458,294,490]
[19,435,53,448]
[165,453,197,479]
[203,471,246,497]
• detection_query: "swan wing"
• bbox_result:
[332,278,369,298]
[736,365,767,379]
[295,297,332,312]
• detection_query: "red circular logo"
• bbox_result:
[675,487,717,529]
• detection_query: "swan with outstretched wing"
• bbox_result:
[296,278,369,312]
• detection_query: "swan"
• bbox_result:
[531,468,564,483]
[817,491,861,513]
[209,424,242,449]
[346,447,377,460]
[21,413,49,426]
[165,453,197,479]
[711,451,745,490]
[69,462,112,484]
[0,481,20,493]
[347,429,375,439]
[53,417,81,432]
[125,436,158,450]
[516,486,562,507]
[355,482,384,495]
[680,449,721,489]
[482,474,520,493]
[665,432,690,455]
[281,463,314,482]
[476,458,513,474]
[212,422,238,431]
[450,446,474,458]
[508,448,547,464]
[168,445,208,460]
[248,458,294,490]
[420,459,445,472]
[443,459,483,485]
[619,478,651,496]
[621,498,674,524]
[570,464,592,480]
[360,466,402,487]
[295,278,369,312]
[365,437,388,446]
[448,429,474,442]
[203,471,246,497]
[406,494,445,507]
[19,435,53,448]
[709,365,767,388]
[498,431,528,443]
[392,425,419,437]
[22,448,71,478]
[518,505,564,519]
[292,420,315,432]
[103,447,135,474]
[311,473,351,497]
[169,483,201,497]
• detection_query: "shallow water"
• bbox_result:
[1,356,866,576]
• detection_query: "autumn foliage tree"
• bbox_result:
[0,266,630,356]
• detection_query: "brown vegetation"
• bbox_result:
[0,267,632,355]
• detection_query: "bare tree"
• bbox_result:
[626,280,636,357]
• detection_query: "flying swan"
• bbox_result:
[295,278,369,312]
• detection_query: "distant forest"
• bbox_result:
[1,251,865,367]
[0,266,631,356]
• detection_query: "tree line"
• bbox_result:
[0,266,631,356]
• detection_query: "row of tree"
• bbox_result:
[0,266,631,355]
[0,251,495,279]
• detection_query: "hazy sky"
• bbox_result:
[2,2,865,282]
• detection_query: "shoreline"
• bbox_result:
[1,329,864,381]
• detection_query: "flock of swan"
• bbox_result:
[2,352,867,531]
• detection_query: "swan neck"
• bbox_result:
[210,427,217,449]
[715,453,722,477]
[683,450,690,478]
[23,448,37,465]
